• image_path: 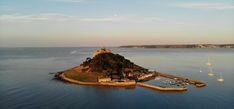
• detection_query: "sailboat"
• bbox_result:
[208,67,214,76]
[206,58,212,66]
[217,73,224,82]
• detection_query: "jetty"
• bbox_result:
[157,72,206,87]
[137,82,187,91]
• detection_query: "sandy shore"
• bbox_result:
[59,73,136,86]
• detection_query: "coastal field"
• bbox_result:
[63,69,100,82]
[0,47,234,109]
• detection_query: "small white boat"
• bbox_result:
[208,72,214,76]
[208,66,214,76]
[217,73,224,82]
[217,78,224,82]
[206,58,212,66]
[199,70,202,73]
[70,50,77,54]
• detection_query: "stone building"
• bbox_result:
[93,48,112,57]
[98,77,111,82]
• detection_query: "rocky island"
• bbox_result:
[55,48,205,91]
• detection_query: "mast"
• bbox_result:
[206,58,212,66]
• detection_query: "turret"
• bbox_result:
[93,48,112,57]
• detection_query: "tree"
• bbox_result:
[117,63,123,79]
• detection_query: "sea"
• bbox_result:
[0,47,234,109]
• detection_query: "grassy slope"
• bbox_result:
[63,69,104,82]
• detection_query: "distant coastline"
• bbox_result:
[120,44,234,48]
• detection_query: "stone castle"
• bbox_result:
[93,48,112,57]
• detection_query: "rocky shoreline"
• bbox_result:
[55,70,205,91]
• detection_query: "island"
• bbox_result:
[55,48,205,91]
[120,44,234,48]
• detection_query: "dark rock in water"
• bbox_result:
[54,71,63,78]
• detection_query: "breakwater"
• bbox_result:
[137,82,187,91]
[157,72,206,87]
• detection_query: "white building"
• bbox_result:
[98,77,111,82]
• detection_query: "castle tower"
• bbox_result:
[93,48,112,57]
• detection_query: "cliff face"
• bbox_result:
[80,53,149,79]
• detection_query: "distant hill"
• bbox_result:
[120,44,234,48]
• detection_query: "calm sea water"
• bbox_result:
[0,47,234,109]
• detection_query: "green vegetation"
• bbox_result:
[57,52,150,82]
[64,70,100,82]
[81,53,148,79]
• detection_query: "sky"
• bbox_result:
[0,0,233,47]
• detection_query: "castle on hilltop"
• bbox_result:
[93,48,112,57]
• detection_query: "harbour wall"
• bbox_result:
[137,82,187,91]
[157,72,206,87]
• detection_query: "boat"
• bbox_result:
[70,50,78,54]
[208,67,214,76]
[206,58,212,66]
[217,73,224,82]
[208,72,214,76]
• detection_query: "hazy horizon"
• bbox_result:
[0,0,234,47]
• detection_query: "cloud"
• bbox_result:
[0,13,163,23]
[177,3,234,10]
[80,15,125,22]
[79,17,119,21]
[0,13,79,23]
[80,15,163,22]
